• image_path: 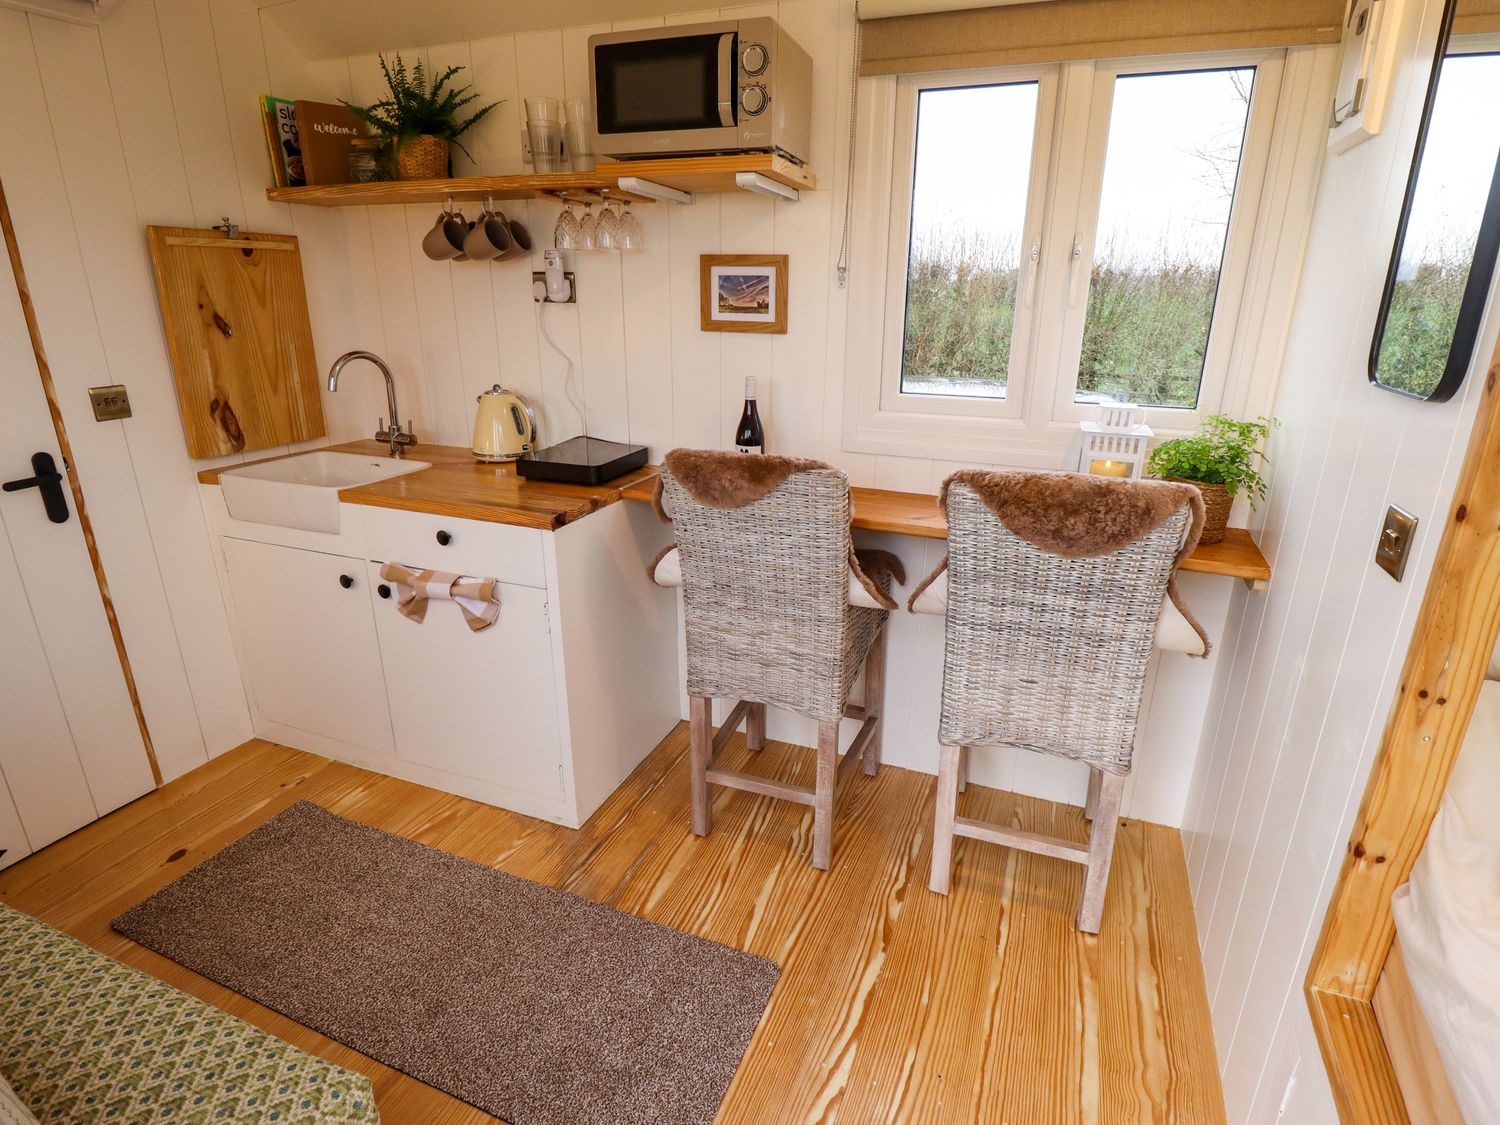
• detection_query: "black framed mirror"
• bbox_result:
[1369,0,1500,402]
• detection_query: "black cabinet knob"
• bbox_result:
[339,574,354,589]
[436,530,452,546]
[377,583,392,599]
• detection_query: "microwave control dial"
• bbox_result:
[741,83,769,116]
[741,42,769,75]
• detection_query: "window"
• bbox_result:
[1078,68,1254,409]
[850,51,1293,463]
[900,82,1041,401]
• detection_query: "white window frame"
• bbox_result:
[1047,51,1285,433]
[842,45,1326,467]
[877,66,1060,423]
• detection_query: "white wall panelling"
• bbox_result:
[10,0,1476,1115]
[1,0,1273,818]
[1181,0,1500,1119]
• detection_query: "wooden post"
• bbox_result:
[929,743,961,894]
[1077,771,1124,933]
[863,623,887,776]
[689,695,713,837]
[1084,768,1102,822]
[746,701,767,751]
[812,719,839,870]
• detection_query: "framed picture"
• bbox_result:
[700,254,788,334]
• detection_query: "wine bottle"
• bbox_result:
[735,376,765,455]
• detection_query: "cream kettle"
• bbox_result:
[472,385,537,461]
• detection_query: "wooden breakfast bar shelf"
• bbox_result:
[265,154,815,207]
[620,471,1272,587]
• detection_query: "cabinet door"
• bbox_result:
[222,538,393,752]
[368,563,564,800]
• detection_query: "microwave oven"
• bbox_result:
[587,18,813,165]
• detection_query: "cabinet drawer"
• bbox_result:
[358,506,546,588]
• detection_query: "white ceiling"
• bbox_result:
[255,0,746,59]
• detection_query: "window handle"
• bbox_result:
[1067,234,1086,309]
[1023,237,1041,308]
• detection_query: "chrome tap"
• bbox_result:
[326,350,417,458]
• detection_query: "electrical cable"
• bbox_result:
[535,300,587,435]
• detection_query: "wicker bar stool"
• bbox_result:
[919,469,1204,933]
[653,451,901,870]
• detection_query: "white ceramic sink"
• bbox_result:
[220,450,430,533]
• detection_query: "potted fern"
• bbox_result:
[1146,414,1277,544]
[343,54,500,181]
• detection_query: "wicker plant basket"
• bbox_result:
[1171,478,1231,544]
[397,135,449,180]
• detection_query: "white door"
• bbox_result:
[367,561,565,800]
[0,203,155,871]
[221,537,394,753]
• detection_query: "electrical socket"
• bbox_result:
[533,271,577,303]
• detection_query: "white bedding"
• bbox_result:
[1391,678,1500,1124]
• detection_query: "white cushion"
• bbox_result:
[906,566,1205,655]
[650,546,890,609]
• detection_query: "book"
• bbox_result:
[293,100,368,186]
[259,98,284,188]
[261,96,305,188]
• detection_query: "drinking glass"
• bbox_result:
[595,202,621,251]
[618,204,645,251]
[577,203,598,251]
[553,201,580,250]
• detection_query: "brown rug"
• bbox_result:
[111,801,779,1125]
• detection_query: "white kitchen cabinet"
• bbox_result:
[366,561,564,802]
[206,482,680,829]
[220,537,394,754]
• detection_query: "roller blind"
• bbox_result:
[1455,0,1500,36]
[858,0,1346,76]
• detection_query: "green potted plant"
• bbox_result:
[343,54,500,181]
[1146,414,1277,544]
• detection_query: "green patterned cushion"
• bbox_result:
[0,906,378,1124]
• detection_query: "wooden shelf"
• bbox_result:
[265,153,815,208]
[620,472,1272,586]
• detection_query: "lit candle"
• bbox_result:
[1088,459,1130,478]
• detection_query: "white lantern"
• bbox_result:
[1076,403,1153,479]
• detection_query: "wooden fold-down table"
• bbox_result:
[621,471,1272,590]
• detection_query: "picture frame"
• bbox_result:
[699,254,788,334]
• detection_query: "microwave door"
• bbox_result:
[593,30,740,155]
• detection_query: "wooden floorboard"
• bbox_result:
[0,725,1227,1125]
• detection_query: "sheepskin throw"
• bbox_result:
[931,469,1210,654]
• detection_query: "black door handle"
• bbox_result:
[2,452,69,524]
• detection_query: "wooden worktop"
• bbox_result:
[619,471,1272,584]
[198,441,656,531]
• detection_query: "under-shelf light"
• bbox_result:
[734,172,800,202]
[614,177,694,205]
